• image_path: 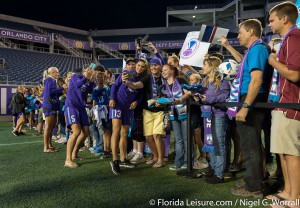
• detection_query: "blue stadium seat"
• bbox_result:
[0,48,91,82]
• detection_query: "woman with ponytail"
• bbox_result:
[42,67,66,153]
[64,65,96,168]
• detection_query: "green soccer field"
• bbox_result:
[0,122,277,208]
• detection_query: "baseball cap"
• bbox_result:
[126,58,135,64]
[149,58,162,66]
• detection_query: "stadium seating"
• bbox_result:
[99,59,123,69]
[0,48,91,82]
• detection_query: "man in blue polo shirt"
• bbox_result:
[219,19,272,197]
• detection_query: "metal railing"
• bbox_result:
[0,58,5,68]
[96,41,127,59]
[0,75,8,84]
[0,37,19,49]
[0,76,39,85]
[167,0,235,11]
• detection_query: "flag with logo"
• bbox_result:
[179,31,210,67]
[198,25,229,45]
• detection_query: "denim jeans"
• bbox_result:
[89,122,103,150]
[210,116,228,178]
[171,119,187,168]
[236,94,267,192]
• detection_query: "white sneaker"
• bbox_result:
[130,153,145,164]
[56,137,67,143]
[126,150,137,160]
[89,147,96,154]
[52,136,58,141]
[193,158,209,170]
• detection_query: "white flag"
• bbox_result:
[198,25,229,45]
[179,31,210,67]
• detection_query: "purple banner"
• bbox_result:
[104,41,184,50]
[0,28,50,44]
[59,35,91,50]
[228,35,272,46]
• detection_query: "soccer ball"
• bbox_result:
[218,59,239,80]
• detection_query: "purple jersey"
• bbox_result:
[42,77,63,111]
[65,74,95,110]
[110,69,142,106]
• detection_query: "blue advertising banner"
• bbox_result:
[0,28,50,44]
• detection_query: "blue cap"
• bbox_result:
[149,58,162,66]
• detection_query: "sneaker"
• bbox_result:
[169,165,181,171]
[224,171,235,179]
[180,164,188,170]
[100,151,110,159]
[110,160,121,175]
[130,153,145,164]
[235,180,245,188]
[79,146,89,152]
[202,168,214,178]
[18,132,26,135]
[12,131,19,136]
[93,147,103,154]
[193,160,209,170]
[52,136,59,141]
[205,175,224,184]
[231,186,263,198]
[89,147,99,154]
[57,137,67,144]
[229,163,240,172]
[119,160,135,168]
[33,132,43,136]
[126,150,137,160]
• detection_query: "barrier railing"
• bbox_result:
[178,99,300,178]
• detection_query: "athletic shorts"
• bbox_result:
[271,110,300,156]
[43,108,57,117]
[143,109,165,136]
[109,103,133,126]
[65,106,89,127]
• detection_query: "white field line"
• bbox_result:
[0,141,43,146]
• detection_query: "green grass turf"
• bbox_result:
[0,122,278,208]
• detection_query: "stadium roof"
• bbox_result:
[2,0,226,30]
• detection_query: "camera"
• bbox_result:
[136,37,149,48]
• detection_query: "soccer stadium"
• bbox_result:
[1,0,300,207]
